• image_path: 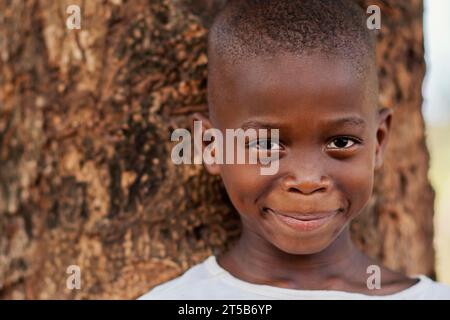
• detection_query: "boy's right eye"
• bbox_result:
[247,139,283,151]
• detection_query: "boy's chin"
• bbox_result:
[270,236,338,256]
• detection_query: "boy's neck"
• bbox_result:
[217,226,373,291]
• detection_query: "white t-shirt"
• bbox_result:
[138,255,450,300]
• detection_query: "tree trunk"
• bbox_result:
[0,0,433,299]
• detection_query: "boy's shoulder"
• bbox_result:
[136,255,450,300]
[137,256,223,300]
[420,276,450,299]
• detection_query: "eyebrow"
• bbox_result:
[322,116,367,129]
[240,120,284,130]
[240,116,366,131]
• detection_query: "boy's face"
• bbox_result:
[200,52,391,255]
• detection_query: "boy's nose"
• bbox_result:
[280,173,331,195]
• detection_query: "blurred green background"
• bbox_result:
[424,0,450,284]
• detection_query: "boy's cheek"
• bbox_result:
[334,159,374,216]
[219,164,268,210]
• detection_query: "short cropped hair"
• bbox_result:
[207,0,376,77]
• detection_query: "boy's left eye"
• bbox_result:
[326,137,359,149]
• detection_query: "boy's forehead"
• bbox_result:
[233,54,362,96]
[208,52,377,127]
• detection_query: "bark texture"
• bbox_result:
[0,0,433,299]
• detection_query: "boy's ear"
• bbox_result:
[374,107,393,170]
[191,112,221,176]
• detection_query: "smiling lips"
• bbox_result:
[264,208,339,232]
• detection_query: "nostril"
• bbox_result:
[288,186,326,194]
[262,207,272,214]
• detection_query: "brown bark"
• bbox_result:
[0,0,433,299]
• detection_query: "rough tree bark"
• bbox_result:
[0,0,433,299]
